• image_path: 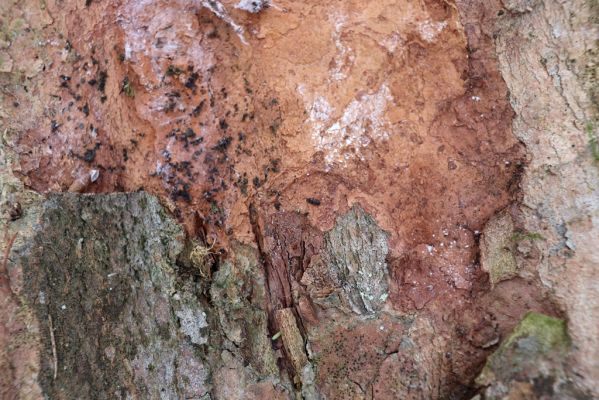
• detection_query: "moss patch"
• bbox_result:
[476,312,569,386]
[500,312,569,352]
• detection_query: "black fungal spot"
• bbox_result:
[219,119,229,131]
[165,65,183,77]
[192,100,205,117]
[83,148,96,163]
[212,137,232,152]
[59,75,71,87]
[185,72,199,90]
[97,71,108,92]
[51,120,60,133]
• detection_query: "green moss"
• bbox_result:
[501,312,569,352]
[139,195,148,211]
[122,76,135,97]
[165,65,183,77]
[477,312,570,386]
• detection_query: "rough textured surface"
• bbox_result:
[21,192,208,399]
[480,211,517,287]
[3,0,523,294]
[303,205,389,315]
[475,312,587,400]
[208,245,280,382]
[0,134,44,400]
[492,0,599,393]
[274,308,309,383]
[1,0,598,398]
[308,313,447,399]
[6,192,290,399]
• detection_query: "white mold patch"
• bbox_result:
[235,0,268,13]
[310,84,394,167]
[418,20,447,43]
[310,96,333,123]
[380,32,404,53]
[329,14,355,81]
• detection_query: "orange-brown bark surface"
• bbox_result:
[4,0,597,398]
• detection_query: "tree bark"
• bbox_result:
[1,0,598,398]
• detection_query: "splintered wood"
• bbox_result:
[275,308,308,377]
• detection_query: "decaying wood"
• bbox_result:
[274,308,308,380]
